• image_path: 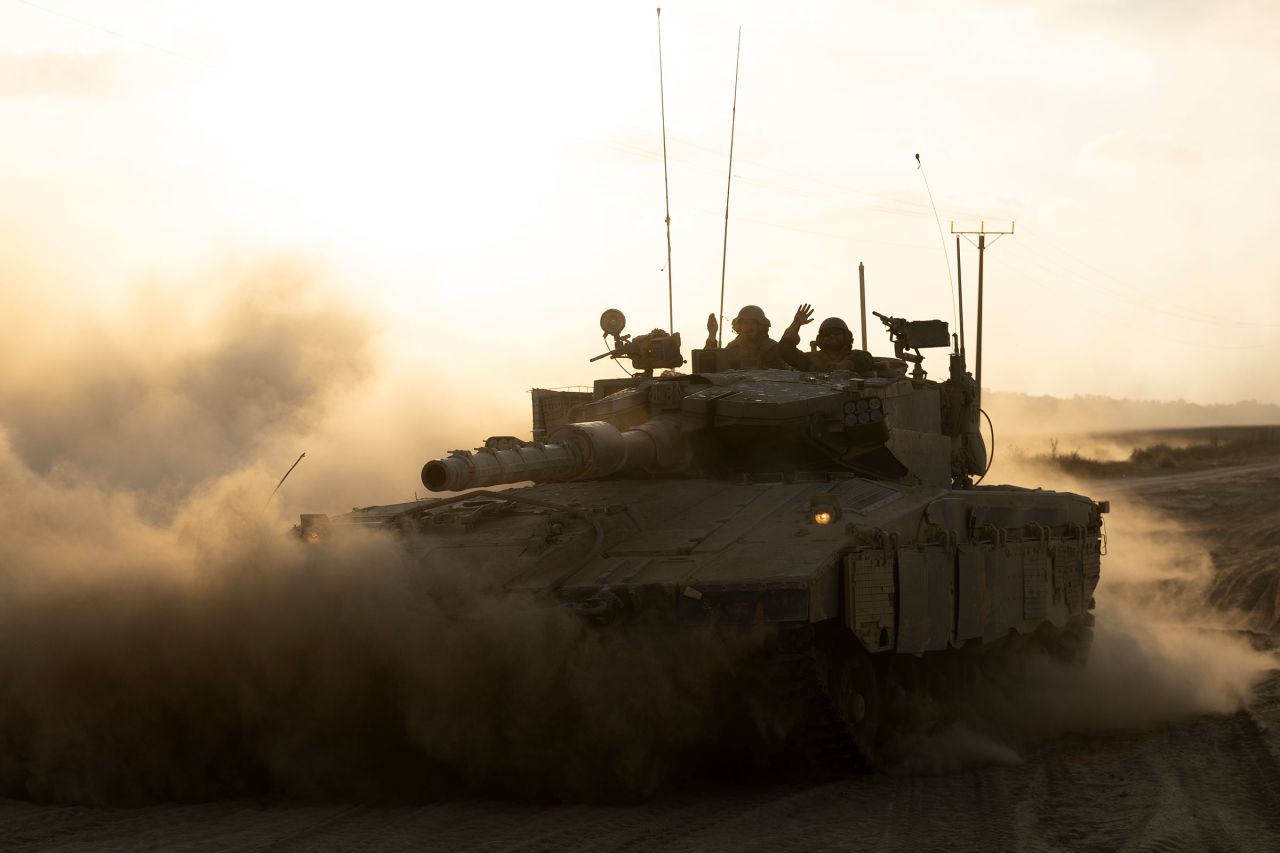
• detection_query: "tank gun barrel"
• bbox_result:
[423,442,580,492]
[422,419,690,492]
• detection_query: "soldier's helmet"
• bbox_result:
[818,317,850,334]
[732,304,771,334]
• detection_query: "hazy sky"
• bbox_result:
[2,0,1278,427]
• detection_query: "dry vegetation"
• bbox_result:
[1020,426,1280,480]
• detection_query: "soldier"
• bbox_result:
[779,303,875,373]
[722,304,791,369]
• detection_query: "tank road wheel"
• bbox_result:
[1043,617,1094,665]
[813,622,883,767]
[739,624,888,775]
[827,648,881,761]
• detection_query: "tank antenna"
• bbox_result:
[266,452,305,508]
[915,153,959,334]
[858,261,868,350]
[955,236,965,355]
[656,8,675,334]
[717,26,742,347]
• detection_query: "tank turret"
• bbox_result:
[422,309,987,493]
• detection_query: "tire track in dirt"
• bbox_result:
[580,786,796,853]
[1168,713,1280,853]
[1009,713,1280,853]
[972,767,1019,853]
[876,768,1025,853]
[0,802,256,852]
[698,781,887,853]
[3,718,1278,853]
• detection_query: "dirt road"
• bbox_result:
[3,702,1278,853]
[1090,457,1280,497]
[2,458,1278,852]
[1095,457,1280,634]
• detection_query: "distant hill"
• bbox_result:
[983,391,1280,436]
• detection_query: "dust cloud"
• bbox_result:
[0,261,762,805]
[0,456,756,804]
[889,722,1024,776]
[0,258,371,519]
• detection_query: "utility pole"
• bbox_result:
[950,221,1014,405]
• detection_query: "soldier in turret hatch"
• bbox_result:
[722,304,791,369]
[779,303,875,373]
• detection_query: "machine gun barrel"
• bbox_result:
[422,419,691,492]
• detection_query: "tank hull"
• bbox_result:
[332,477,1101,647]
[315,475,1101,767]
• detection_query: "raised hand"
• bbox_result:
[792,303,814,328]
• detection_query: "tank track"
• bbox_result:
[755,625,873,775]
[750,618,1094,776]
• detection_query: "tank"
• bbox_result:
[297,309,1106,768]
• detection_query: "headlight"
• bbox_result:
[808,494,842,526]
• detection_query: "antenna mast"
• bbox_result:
[858,261,868,350]
[951,220,1015,403]
[656,8,675,333]
[955,237,965,354]
[716,26,742,347]
[266,452,305,508]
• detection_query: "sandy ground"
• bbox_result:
[2,457,1278,852]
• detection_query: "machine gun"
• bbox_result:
[873,312,950,380]
[590,308,684,376]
